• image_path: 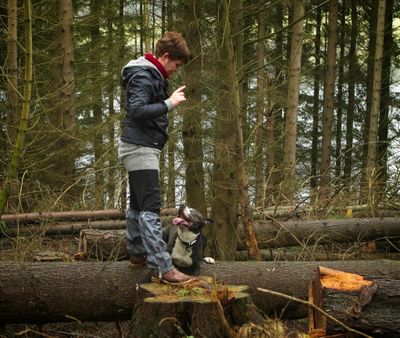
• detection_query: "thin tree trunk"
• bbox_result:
[181,0,207,214]
[6,0,18,147]
[106,11,115,208]
[0,0,33,215]
[310,4,322,204]
[377,0,393,199]
[89,0,104,209]
[360,0,378,204]
[57,0,76,182]
[335,0,345,180]
[365,0,386,210]
[343,0,357,192]
[118,0,127,210]
[255,4,266,208]
[5,0,19,212]
[282,0,305,203]
[319,0,338,204]
[265,3,284,207]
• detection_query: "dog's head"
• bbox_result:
[172,204,212,234]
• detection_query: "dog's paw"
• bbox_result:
[202,257,215,265]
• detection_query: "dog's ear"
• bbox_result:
[204,218,213,225]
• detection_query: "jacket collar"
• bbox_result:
[145,52,169,79]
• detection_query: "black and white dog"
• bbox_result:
[164,204,215,276]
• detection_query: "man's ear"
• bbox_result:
[205,218,213,225]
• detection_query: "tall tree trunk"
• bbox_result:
[181,0,207,214]
[310,4,322,204]
[255,3,266,208]
[106,9,115,208]
[6,0,18,147]
[343,0,357,194]
[376,0,393,199]
[56,0,76,184]
[319,0,338,204]
[335,1,345,181]
[265,3,284,207]
[282,0,305,203]
[0,0,32,215]
[365,0,387,210]
[166,0,175,208]
[5,0,19,212]
[360,0,378,204]
[209,0,241,260]
[89,0,104,209]
[118,0,127,210]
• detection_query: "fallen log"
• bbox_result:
[0,260,399,324]
[309,266,400,337]
[3,216,400,252]
[0,208,176,225]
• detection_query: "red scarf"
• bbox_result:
[145,52,169,79]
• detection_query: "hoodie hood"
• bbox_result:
[121,56,160,89]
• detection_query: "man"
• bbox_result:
[118,32,191,284]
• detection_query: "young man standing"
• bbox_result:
[118,32,191,284]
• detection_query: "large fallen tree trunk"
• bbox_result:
[3,217,399,250]
[0,260,399,325]
[238,217,400,250]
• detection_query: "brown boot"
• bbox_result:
[160,268,192,285]
[129,255,147,268]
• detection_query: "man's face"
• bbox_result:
[158,53,184,76]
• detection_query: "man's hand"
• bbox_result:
[169,86,186,108]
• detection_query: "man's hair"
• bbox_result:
[155,32,190,64]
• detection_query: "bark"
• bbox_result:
[265,3,284,207]
[310,5,322,204]
[209,0,240,260]
[1,260,399,324]
[77,229,128,260]
[335,1,345,180]
[255,4,266,207]
[343,0,357,187]
[89,0,104,209]
[319,0,338,203]
[0,209,127,224]
[181,0,207,214]
[376,0,393,199]
[282,0,304,202]
[130,280,250,337]
[310,267,400,336]
[228,0,260,259]
[0,0,33,216]
[237,217,400,250]
[4,217,400,252]
[6,0,18,147]
[4,0,19,213]
[365,0,386,208]
[360,0,378,204]
[56,0,76,183]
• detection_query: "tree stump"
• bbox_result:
[309,266,400,337]
[129,276,264,337]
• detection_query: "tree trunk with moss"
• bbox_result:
[282,0,304,203]
[319,0,338,204]
[0,0,33,216]
[181,0,207,214]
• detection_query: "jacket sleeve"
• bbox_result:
[125,71,168,122]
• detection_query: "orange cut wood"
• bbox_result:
[319,266,373,291]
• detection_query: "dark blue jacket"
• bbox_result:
[121,57,170,150]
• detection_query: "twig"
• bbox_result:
[257,287,373,338]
